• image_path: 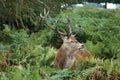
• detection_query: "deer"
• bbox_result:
[40,9,91,70]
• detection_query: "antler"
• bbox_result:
[40,9,67,36]
[67,16,72,36]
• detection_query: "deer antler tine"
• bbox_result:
[44,9,49,17]
[40,8,49,18]
[55,25,67,36]
[40,13,44,18]
[40,9,67,36]
[67,16,72,35]
[46,11,49,17]
[44,8,46,15]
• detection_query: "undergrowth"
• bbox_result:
[0,8,120,80]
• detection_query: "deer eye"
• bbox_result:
[71,41,74,43]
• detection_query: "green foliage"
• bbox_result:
[0,8,120,80]
[0,0,80,30]
[55,8,120,59]
[0,28,57,80]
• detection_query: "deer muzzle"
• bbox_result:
[78,44,84,50]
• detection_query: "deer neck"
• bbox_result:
[61,44,79,56]
[60,44,78,68]
[54,44,79,69]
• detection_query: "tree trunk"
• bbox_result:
[104,1,107,8]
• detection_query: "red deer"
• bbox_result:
[40,9,91,70]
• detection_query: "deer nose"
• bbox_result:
[81,44,84,48]
[78,44,84,50]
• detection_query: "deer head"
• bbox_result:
[40,9,86,70]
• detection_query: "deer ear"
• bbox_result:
[60,35,67,40]
[68,34,75,39]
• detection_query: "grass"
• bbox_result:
[0,8,120,80]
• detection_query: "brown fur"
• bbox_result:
[75,50,91,61]
[54,35,91,70]
[72,50,91,70]
[54,46,68,69]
